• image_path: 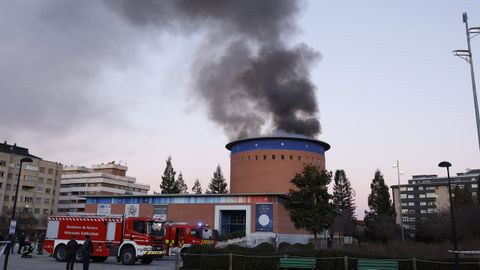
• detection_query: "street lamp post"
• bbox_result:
[438,161,459,270]
[453,12,480,151]
[3,157,33,270]
[393,160,405,243]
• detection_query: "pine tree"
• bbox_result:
[364,170,396,241]
[175,172,189,194]
[284,164,334,239]
[160,156,178,194]
[332,169,356,236]
[207,164,228,194]
[191,178,203,194]
[367,170,393,216]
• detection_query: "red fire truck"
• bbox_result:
[43,215,165,265]
[163,222,216,256]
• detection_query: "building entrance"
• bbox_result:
[220,210,246,235]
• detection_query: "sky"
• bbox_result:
[1,1,480,218]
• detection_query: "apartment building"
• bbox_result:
[58,162,149,214]
[0,141,62,229]
[391,169,479,237]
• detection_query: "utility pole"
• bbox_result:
[454,12,480,151]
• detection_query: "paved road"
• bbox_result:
[0,253,181,270]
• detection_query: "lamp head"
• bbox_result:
[438,161,452,168]
[20,157,33,163]
[463,12,468,23]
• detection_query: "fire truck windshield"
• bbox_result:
[147,221,165,236]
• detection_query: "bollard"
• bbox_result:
[175,252,180,270]
[344,256,348,270]
[412,258,417,270]
[229,253,233,270]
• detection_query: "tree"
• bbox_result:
[364,170,396,241]
[453,185,474,209]
[207,165,228,194]
[284,164,334,239]
[160,156,178,194]
[331,169,357,236]
[191,178,203,194]
[0,209,40,234]
[175,172,189,194]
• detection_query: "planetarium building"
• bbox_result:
[85,136,330,245]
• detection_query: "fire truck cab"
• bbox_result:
[164,223,216,256]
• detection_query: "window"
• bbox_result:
[45,189,51,194]
[36,187,43,192]
[0,183,2,189]
[418,186,424,191]
[4,195,9,201]
[427,208,437,214]
[472,184,478,188]
[410,225,416,230]
[289,155,293,160]
[43,209,50,214]
[44,198,50,204]
[263,155,267,160]
[34,208,40,214]
[38,177,44,184]
[408,202,415,206]
[281,155,285,160]
[401,209,408,214]
[420,202,427,206]
[426,186,436,190]
[458,185,465,189]
[402,217,409,222]
[47,178,52,185]
[25,165,38,171]
[271,155,276,160]
[39,167,45,173]
[407,187,414,191]
[408,210,415,214]
[0,171,4,178]
[419,194,426,198]
[427,201,436,206]
[426,193,437,198]
[473,192,477,197]
[24,175,37,181]
[400,187,407,191]
[421,209,427,214]
[6,184,11,191]
[410,217,416,222]
[298,156,301,161]
[35,198,41,203]
[47,168,54,174]
[0,160,6,166]
[408,194,414,199]
[401,202,407,206]
[133,220,145,234]
[255,155,258,160]
[400,194,407,199]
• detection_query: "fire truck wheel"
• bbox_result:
[180,248,189,259]
[140,258,154,264]
[54,245,67,262]
[120,246,136,265]
[75,247,83,262]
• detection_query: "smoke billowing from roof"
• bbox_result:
[109,0,321,140]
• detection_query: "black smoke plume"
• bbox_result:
[109,0,321,140]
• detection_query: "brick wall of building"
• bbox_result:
[230,150,325,193]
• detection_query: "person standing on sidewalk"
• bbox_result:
[66,236,79,270]
[82,235,93,270]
